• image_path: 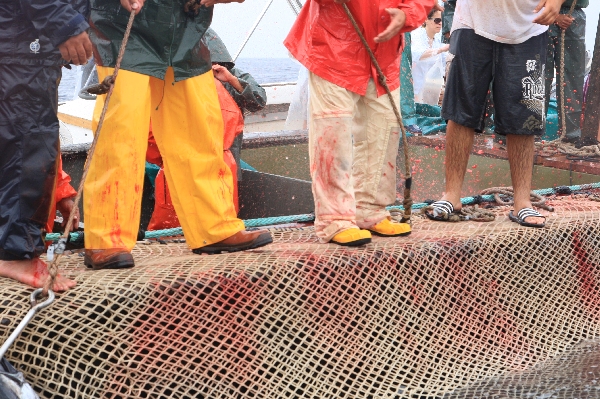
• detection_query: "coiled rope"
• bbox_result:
[479,187,553,212]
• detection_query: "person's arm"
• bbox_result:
[200,0,245,6]
[555,14,574,30]
[533,0,566,25]
[396,0,437,33]
[225,68,267,113]
[54,158,79,231]
[19,0,92,64]
[375,0,436,43]
[213,64,243,91]
[213,65,267,113]
[411,30,448,61]
[418,45,449,60]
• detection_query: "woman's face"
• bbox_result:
[425,11,442,34]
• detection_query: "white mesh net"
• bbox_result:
[1,197,599,398]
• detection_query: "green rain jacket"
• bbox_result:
[89,0,213,81]
[204,28,266,113]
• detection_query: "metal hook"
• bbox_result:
[29,288,55,312]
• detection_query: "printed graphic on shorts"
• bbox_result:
[520,55,545,131]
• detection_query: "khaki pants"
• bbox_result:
[84,67,244,251]
[308,73,401,242]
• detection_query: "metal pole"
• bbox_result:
[0,290,54,360]
[232,0,275,62]
[285,0,303,15]
[581,13,600,145]
[285,0,300,15]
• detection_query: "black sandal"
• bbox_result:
[424,200,461,222]
[508,208,546,228]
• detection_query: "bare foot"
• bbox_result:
[0,258,76,292]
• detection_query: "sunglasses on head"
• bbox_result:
[429,18,442,24]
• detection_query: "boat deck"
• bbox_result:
[1,197,600,398]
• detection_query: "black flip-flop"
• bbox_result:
[424,200,461,222]
[508,208,546,228]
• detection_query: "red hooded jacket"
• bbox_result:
[284,0,435,97]
[46,157,77,234]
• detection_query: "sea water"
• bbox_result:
[58,58,301,102]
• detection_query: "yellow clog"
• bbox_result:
[368,218,411,237]
[330,228,372,247]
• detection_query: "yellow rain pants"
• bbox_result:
[84,67,244,251]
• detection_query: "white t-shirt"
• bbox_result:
[451,0,549,44]
[411,28,447,96]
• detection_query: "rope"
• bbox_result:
[417,187,553,223]
[419,204,496,222]
[43,10,137,296]
[535,4,596,159]
[45,182,600,242]
[341,4,413,223]
[536,139,600,158]
[479,187,553,212]
[559,1,578,140]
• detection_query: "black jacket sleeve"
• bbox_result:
[20,0,89,48]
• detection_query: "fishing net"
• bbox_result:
[0,196,599,398]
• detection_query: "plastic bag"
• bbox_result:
[0,357,39,399]
[284,66,309,131]
[417,55,444,106]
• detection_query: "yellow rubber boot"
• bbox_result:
[368,218,411,237]
[330,228,372,247]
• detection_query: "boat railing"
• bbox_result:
[260,81,297,87]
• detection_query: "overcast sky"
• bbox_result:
[211,0,296,59]
[211,1,600,59]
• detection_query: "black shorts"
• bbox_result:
[441,29,548,136]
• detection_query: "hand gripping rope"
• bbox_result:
[535,3,600,158]
[342,4,414,223]
[43,10,137,297]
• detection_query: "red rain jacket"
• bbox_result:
[284,0,435,97]
[46,157,77,234]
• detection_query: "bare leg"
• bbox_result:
[440,120,475,209]
[0,259,76,292]
[506,134,544,225]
